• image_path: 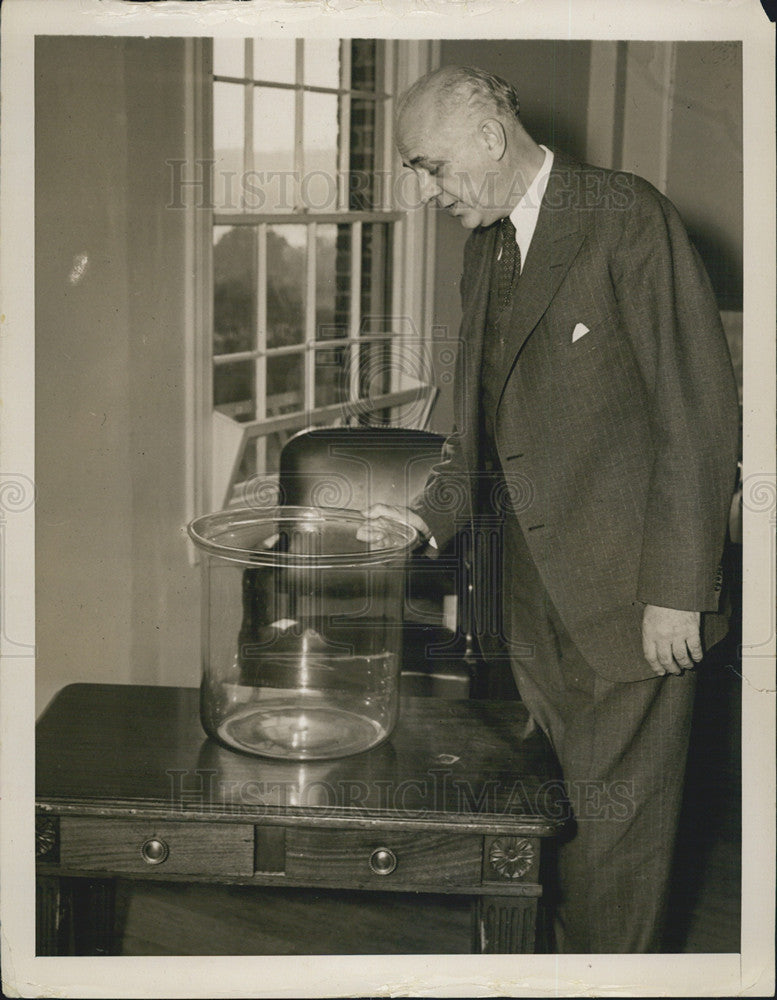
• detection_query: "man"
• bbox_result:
[363,65,739,952]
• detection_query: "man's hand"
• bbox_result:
[356,503,431,545]
[642,604,703,676]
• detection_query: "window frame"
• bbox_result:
[185,38,440,516]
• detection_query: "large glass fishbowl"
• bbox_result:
[188,506,418,760]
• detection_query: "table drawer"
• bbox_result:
[59,817,254,876]
[286,828,482,886]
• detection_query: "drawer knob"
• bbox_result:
[369,847,397,876]
[140,837,169,865]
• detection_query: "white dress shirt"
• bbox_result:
[508,144,554,272]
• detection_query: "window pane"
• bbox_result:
[259,431,285,481]
[213,38,245,78]
[315,224,348,341]
[348,98,377,209]
[357,337,391,406]
[236,446,258,485]
[214,360,255,421]
[254,88,296,211]
[213,82,244,211]
[213,226,256,354]
[314,345,347,409]
[266,225,306,348]
[303,38,341,89]
[267,354,303,415]
[358,223,393,407]
[350,39,377,91]
[252,39,296,84]
[302,92,339,212]
[360,223,392,323]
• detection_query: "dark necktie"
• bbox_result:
[495,216,521,313]
[481,215,521,466]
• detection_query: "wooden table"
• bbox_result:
[36,683,566,955]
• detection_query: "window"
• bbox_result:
[207,38,438,508]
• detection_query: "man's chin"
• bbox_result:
[456,211,482,230]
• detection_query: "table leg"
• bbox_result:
[473,895,537,953]
[36,876,118,955]
[68,877,118,955]
[36,875,62,956]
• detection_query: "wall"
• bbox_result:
[35,38,201,714]
[665,42,743,311]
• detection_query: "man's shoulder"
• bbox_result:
[540,152,685,256]
[548,152,665,217]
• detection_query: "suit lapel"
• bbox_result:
[459,225,496,469]
[495,158,587,407]
[457,157,588,464]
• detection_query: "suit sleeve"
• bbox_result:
[411,424,470,553]
[410,235,480,552]
[613,180,740,611]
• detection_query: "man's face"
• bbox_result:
[397,100,503,230]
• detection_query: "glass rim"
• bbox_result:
[187,505,419,567]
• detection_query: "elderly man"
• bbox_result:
[364,65,739,953]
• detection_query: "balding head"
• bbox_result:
[396,65,521,140]
[395,65,544,230]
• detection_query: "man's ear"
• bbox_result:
[481,118,507,160]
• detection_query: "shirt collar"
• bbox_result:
[508,144,554,271]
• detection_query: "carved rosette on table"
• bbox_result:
[36,815,59,860]
[488,836,535,880]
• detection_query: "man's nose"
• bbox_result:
[416,169,441,206]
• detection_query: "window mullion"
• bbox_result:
[390,219,403,395]
[305,224,317,411]
[243,39,254,183]
[214,210,399,227]
[255,222,268,473]
[349,221,362,405]
[338,40,352,213]
[380,41,395,212]
[294,39,304,212]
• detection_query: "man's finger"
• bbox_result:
[642,639,666,676]
[687,636,704,662]
[361,503,429,537]
[362,503,401,520]
[356,515,405,543]
[671,638,692,669]
[356,521,391,543]
[656,640,681,675]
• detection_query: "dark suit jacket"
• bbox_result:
[416,154,740,682]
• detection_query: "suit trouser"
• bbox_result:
[499,515,696,953]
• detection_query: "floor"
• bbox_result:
[114,646,742,956]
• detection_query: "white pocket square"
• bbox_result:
[572,322,590,343]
